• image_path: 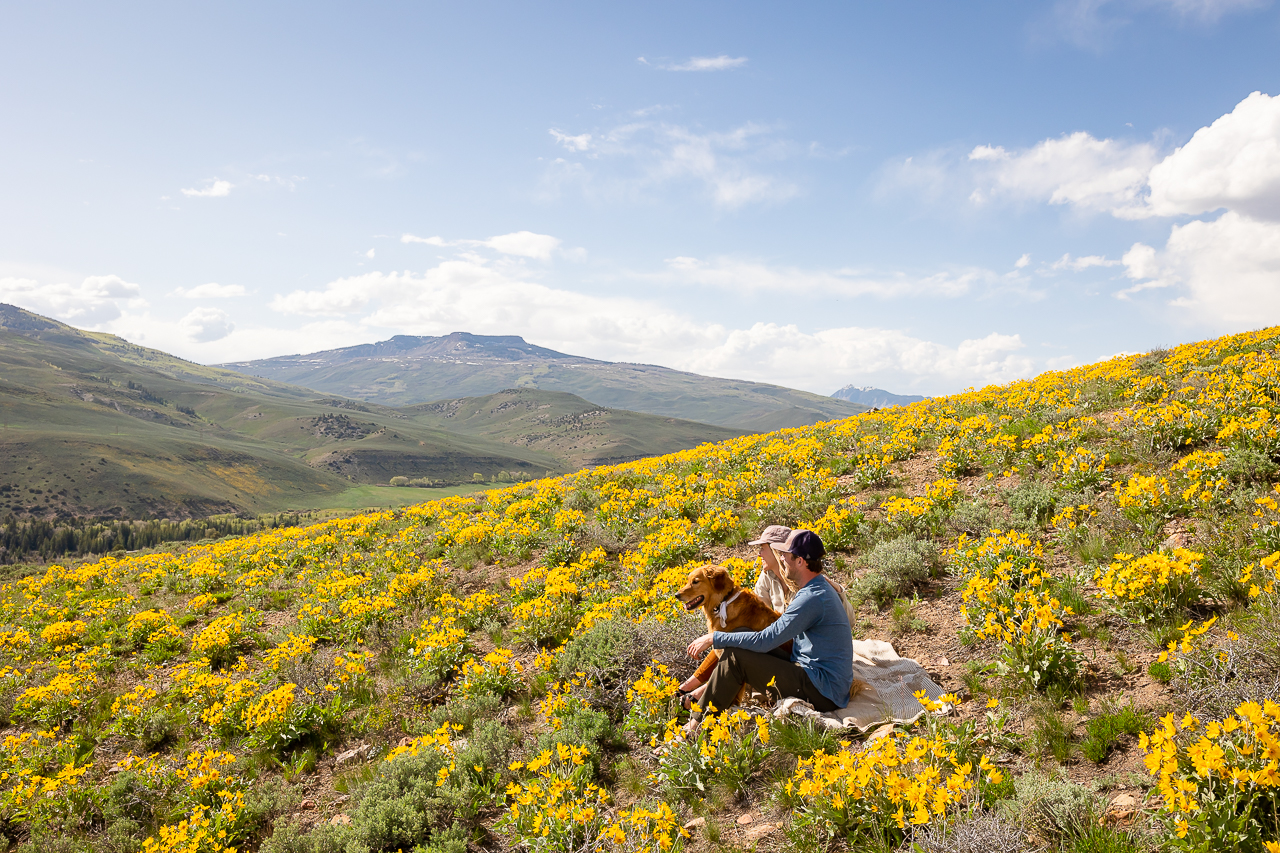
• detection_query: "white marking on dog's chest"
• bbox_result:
[715,591,743,628]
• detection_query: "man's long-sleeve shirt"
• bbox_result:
[712,574,854,707]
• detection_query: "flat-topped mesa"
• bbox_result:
[219,332,867,431]
[224,332,597,368]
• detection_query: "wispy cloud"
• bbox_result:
[1051,253,1121,271]
[180,179,233,198]
[550,129,593,152]
[1045,0,1266,49]
[401,230,565,260]
[660,255,989,299]
[542,119,798,208]
[172,282,245,298]
[966,133,1160,217]
[640,55,748,72]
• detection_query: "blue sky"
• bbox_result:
[2,1,1279,396]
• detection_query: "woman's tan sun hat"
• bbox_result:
[747,524,792,546]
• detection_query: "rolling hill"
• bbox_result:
[403,388,743,469]
[219,332,867,431]
[0,305,737,520]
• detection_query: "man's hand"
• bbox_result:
[687,633,714,659]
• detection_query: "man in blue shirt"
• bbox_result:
[685,529,855,720]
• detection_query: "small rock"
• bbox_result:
[1109,792,1138,810]
[334,795,351,806]
[736,813,754,825]
[743,822,775,841]
[683,817,706,831]
[300,799,316,811]
[397,736,415,749]
[937,656,950,667]
[335,744,372,766]
[330,814,352,826]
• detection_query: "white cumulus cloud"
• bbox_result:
[0,274,144,325]
[173,282,245,298]
[968,132,1159,217]
[954,91,1280,329]
[1122,212,1280,323]
[482,231,561,260]
[266,255,1033,393]
[180,179,233,198]
[179,307,235,342]
[1147,91,1280,221]
[401,234,449,246]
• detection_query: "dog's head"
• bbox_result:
[674,564,736,613]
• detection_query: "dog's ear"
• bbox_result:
[708,565,732,592]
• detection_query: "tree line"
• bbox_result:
[0,513,311,564]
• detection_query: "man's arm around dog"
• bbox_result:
[691,574,854,709]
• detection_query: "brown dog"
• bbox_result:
[674,563,863,707]
[674,564,785,703]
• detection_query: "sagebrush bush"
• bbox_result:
[852,533,936,607]
[912,810,1035,853]
[557,618,640,684]
[261,749,472,853]
[1007,480,1059,526]
[1000,771,1100,842]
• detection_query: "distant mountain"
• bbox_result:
[220,333,866,432]
[0,306,739,520]
[831,385,928,408]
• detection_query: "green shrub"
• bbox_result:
[999,771,1100,842]
[911,810,1034,853]
[852,534,936,608]
[536,699,617,765]
[557,618,638,684]
[1006,480,1058,526]
[948,498,1000,536]
[428,691,503,732]
[260,749,472,853]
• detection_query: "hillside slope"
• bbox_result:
[0,306,558,517]
[220,332,867,431]
[403,388,745,469]
[10,325,1280,852]
[0,306,743,520]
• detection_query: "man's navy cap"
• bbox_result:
[776,529,825,564]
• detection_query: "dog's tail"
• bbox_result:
[849,678,867,703]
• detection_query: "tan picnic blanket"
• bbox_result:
[769,639,950,732]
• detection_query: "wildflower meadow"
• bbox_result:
[7,326,1280,852]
